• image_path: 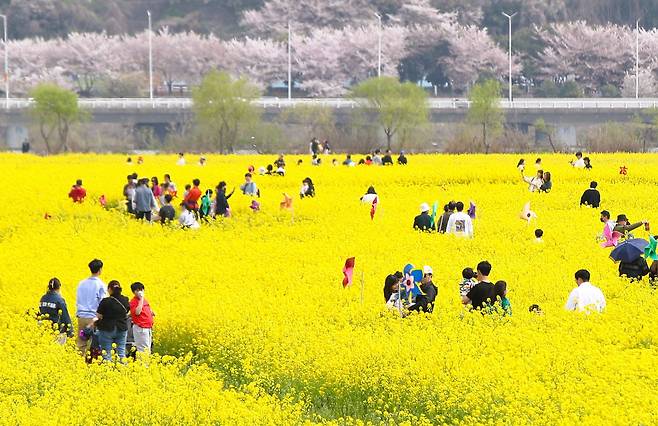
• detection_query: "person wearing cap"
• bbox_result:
[96,280,131,361]
[580,181,600,208]
[462,261,496,311]
[68,179,86,203]
[446,201,474,238]
[613,214,646,239]
[565,269,605,313]
[408,266,438,313]
[413,203,434,232]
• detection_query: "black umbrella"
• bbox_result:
[610,238,649,263]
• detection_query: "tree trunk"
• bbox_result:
[385,129,392,151]
[483,123,489,154]
[547,133,557,153]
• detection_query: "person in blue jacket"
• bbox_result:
[39,278,74,344]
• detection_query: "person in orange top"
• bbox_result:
[68,179,86,203]
[184,178,202,211]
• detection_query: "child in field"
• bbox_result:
[179,202,200,229]
[68,179,86,203]
[300,177,315,198]
[494,280,512,315]
[459,268,477,300]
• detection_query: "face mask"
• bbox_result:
[137,290,144,298]
[600,218,606,223]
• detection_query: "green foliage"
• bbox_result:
[600,84,621,98]
[351,76,429,150]
[192,70,261,154]
[559,81,584,98]
[467,79,504,154]
[29,83,87,154]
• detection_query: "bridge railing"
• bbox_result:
[3,97,658,110]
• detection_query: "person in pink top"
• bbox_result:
[151,176,163,199]
[129,282,155,354]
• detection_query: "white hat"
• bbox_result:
[420,203,430,212]
[423,265,433,275]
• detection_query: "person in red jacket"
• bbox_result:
[184,178,202,212]
[68,179,86,203]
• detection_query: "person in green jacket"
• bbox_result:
[199,189,213,221]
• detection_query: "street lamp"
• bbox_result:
[0,14,8,109]
[374,13,382,77]
[288,21,292,100]
[502,12,517,102]
[636,19,640,99]
[147,10,153,100]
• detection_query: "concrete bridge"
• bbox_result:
[2,97,658,148]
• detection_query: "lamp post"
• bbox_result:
[288,21,292,100]
[0,14,8,109]
[374,13,382,77]
[147,10,153,100]
[502,12,517,102]
[636,19,640,99]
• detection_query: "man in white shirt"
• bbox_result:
[446,201,474,238]
[565,269,606,313]
[572,151,585,168]
[76,259,107,357]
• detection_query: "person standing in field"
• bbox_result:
[462,261,496,311]
[199,189,214,221]
[129,282,154,355]
[522,169,544,192]
[134,178,156,221]
[446,201,474,238]
[571,151,585,168]
[39,278,74,344]
[437,201,456,234]
[68,179,87,203]
[580,181,600,208]
[240,173,259,197]
[163,174,177,197]
[158,194,176,224]
[177,152,186,166]
[76,259,107,357]
[123,174,137,213]
[184,179,202,213]
[613,214,646,239]
[565,269,606,313]
[215,181,235,218]
[413,203,434,231]
[96,280,130,362]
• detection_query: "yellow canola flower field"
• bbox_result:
[1,153,657,425]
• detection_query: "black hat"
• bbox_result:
[617,214,628,222]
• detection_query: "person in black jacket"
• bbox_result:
[215,181,235,218]
[39,278,74,344]
[580,181,601,208]
[408,266,438,313]
[96,280,130,362]
[619,257,650,281]
[413,203,434,231]
[382,149,394,166]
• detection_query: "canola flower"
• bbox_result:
[1,153,658,425]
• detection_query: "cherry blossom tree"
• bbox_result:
[222,37,287,89]
[537,22,633,93]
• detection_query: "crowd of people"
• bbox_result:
[38,259,155,362]
[412,200,475,237]
[383,260,606,316]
